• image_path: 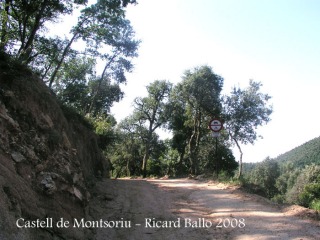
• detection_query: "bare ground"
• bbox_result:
[88,178,320,240]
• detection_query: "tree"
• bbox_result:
[223,80,273,178]
[198,135,238,176]
[160,141,180,177]
[0,0,87,61]
[0,0,11,51]
[168,86,192,175]
[0,0,139,117]
[170,66,223,175]
[108,117,145,178]
[48,0,140,88]
[132,80,172,178]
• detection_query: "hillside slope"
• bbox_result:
[0,53,109,239]
[274,136,320,167]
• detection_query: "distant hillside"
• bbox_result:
[242,135,320,212]
[274,136,320,168]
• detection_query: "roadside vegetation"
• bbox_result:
[241,137,320,211]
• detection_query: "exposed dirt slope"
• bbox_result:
[0,54,109,239]
[89,178,320,240]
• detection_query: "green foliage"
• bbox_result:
[60,103,93,129]
[310,199,320,211]
[1,0,139,118]
[169,66,225,175]
[107,123,169,178]
[274,136,320,167]
[111,71,238,178]
[131,80,172,177]
[197,138,238,175]
[0,0,84,59]
[146,139,167,176]
[223,80,272,145]
[162,147,181,177]
[242,162,257,175]
[271,194,286,204]
[241,133,320,213]
[238,176,266,196]
[272,137,320,210]
[87,114,117,149]
[286,164,320,204]
[297,182,320,208]
[182,65,223,116]
[217,170,234,182]
[248,157,280,198]
[243,136,320,211]
[223,80,273,177]
[2,0,278,187]
[298,190,314,208]
[107,128,144,178]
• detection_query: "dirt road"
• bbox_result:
[88,178,320,240]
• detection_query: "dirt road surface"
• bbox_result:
[88,178,320,240]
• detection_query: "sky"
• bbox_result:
[109,0,320,163]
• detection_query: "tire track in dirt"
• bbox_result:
[88,178,320,240]
[89,179,209,240]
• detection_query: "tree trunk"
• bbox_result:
[126,158,131,177]
[48,32,78,88]
[188,110,201,175]
[142,147,149,178]
[87,52,118,115]
[18,0,49,63]
[228,130,243,178]
[188,130,196,175]
[234,138,243,178]
[48,16,91,87]
[0,0,11,51]
[175,149,185,175]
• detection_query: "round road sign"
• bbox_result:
[209,119,223,132]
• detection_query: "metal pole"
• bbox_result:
[215,137,218,175]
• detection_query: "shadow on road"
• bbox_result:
[88,178,320,240]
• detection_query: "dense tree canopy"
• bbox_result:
[0,0,139,117]
[82,65,269,180]
[168,66,235,175]
[0,0,87,59]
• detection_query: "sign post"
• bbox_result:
[209,118,223,175]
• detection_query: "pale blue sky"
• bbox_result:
[111,0,320,162]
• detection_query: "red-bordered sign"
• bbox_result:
[209,119,223,132]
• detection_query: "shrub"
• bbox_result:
[249,158,280,198]
[218,170,233,182]
[310,199,320,211]
[298,191,314,207]
[297,183,320,208]
[286,164,320,205]
[272,194,286,204]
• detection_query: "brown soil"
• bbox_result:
[0,54,108,240]
[88,178,320,240]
